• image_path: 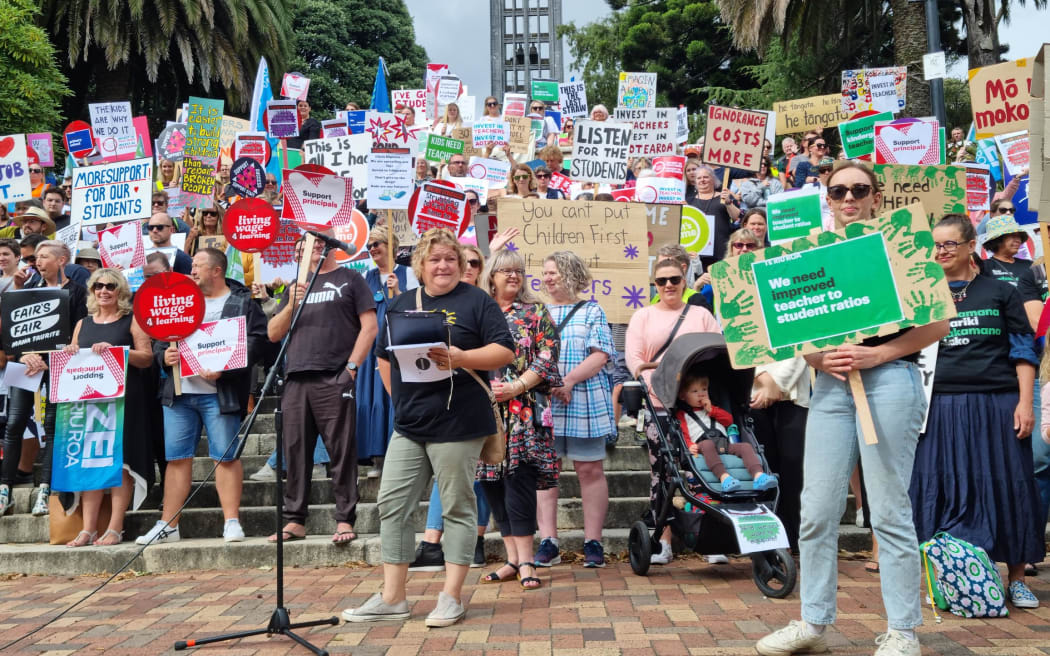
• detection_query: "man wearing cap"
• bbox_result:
[0,206,56,240]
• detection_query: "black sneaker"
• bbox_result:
[472,535,485,568]
[407,541,445,572]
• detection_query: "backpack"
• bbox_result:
[920,532,1008,619]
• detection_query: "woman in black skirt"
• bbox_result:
[909,214,1045,609]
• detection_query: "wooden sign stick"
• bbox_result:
[386,210,395,298]
[298,233,316,288]
[172,341,183,396]
[721,169,731,204]
[848,370,879,445]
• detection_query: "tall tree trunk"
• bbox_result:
[890,0,931,118]
[962,0,1001,68]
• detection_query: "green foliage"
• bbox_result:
[558,16,623,110]
[0,0,70,135]
[288,0,428,117]
[943,77,973,132]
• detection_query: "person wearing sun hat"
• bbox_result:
[981,209,1037,291]
[0,206,56,239]
[74,247,103,274]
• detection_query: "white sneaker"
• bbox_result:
[342,592,410,623]
[136,520,181,545]
[706,554,729,564]
[31,485,50,516]
[873,630,920,656]
[756,620,828,656]
[249,463,277,482]
[223,518,245,542]
[425,591,466,628]
[650,540,673,565]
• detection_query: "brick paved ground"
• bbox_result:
[1,553,1049,655]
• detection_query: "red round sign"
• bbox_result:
[133,273,206,341]
[407,179,473,239]
[224,198,280,253]
[63,120,96,159]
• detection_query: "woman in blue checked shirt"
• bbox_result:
[533,251,616,569]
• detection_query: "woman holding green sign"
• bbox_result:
[757,162,949,656]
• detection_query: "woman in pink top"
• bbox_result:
[625,258,721,563]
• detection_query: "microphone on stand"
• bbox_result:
[305,230,357,256]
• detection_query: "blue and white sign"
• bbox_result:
[51,398,125,494]
[0,133,32,203]
[71,157,153,226]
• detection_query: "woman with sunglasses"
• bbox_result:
[791,138,829,189]
[185,205,226,256]
[690,165,740,268]
[757,161,948,656]
[505,165,537,198]
[60,269,156,546]
[734,157,783,210]
[627,258,720,565]
[533,166,565,200]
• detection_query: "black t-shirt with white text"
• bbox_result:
[983,257,1041,302]
[934,274,1030,394]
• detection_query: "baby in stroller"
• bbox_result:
[677,373,778,493]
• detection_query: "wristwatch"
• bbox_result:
[345,361,358,374]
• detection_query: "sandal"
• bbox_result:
[66,530,98,548]
[517,562,541,590]
[332,530,356,545]
[865,561,880,574]
[482,561,519,583]
[268,530,306,543]
[94,529,124,546]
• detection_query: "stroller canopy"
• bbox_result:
[650,333,755,409]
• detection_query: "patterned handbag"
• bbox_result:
[920,532,1008,619]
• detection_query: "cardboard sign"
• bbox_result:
[63,120,95,160]
[89,102,136,159]
[645,203,683,275]
[184,97,224,161]
[71,158,153,226]
[994,130,1030,177]
[559,81,589,118]
[1031,44,1049,223]
[302,134,370,202]
[157,123,188,162]
[634,156,686,204]
[233,131,271,166]
[874,164,966,225]
[874,118,941,165]
[281,72,310,101]
[257,218,303,283]
[266,100,300,139]
[497,198,649,323]
[467,156,511,189]
[392,89,428,122]
[531,79,559,103]
[218,115,250,159]
[365,111,419,153]
[766,189,824,244]
[841,67,908,114]
[408,181,470,237]
[571,120,632,184]
[838,111,893,159]
[472,120,510,148]
[968,57,1034,139]
[450,127,480,159]
[224,198,279,252]
[98,221,146,269]
[701,105,767,172]
[423,133,465,162]
[710,203,955,368]
[618,72,657,108]
[964,162,992,213]
[280,169,355,230]
[51,398,125,494]
[502,93,528,119]
[0,134,32,203]
[611,107,676,157]
[178,316,248,377]
[367,152,414,210]
[229,157,266,198]
[679,205,714,256]
[28,133,54,167]
[508,117,538,156]
[388,208,417,247]
[1,289,70,357]
[132,272,205,341]
[49,347,127,402]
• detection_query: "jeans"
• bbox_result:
[266,438,330,469]
[1,388,57,487]
[162,393,242,462]
[426,479,490,531]
[800,361,925,630]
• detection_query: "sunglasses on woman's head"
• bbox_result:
[732,242,758,251]
[654,275,683,286]
[997,206,1016,214]
[826,183,873,201]
[92,282,118,291]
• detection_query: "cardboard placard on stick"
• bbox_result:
[873,164,966,226]
[772,94,852,135]
[701,105,767,173]
[968,57,1034,140]
[570,120,632,184]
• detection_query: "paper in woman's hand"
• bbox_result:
[387,342,452,383]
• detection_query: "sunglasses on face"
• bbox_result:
[732,242,758,251]
[201,210,218,217]
[467,259,482,268]
[818,166,832,174]
[813,143,827,149]
[531,106,545,112]
[513,175,531,181]
[367,241,383,250]
[148,224,171,231]
[997,206,1016,214]
[92,281,118,292]
[486,101,500,107]
[265,179,277,185]
[29,168,42,173]
[535,173,550,179]
[60,185,71,190]
[495,268,524,277]
[467,198,480,205]
[152,200,167,207]
[654,275,683,286]
[23,255,36,264]
[826,183,873,201]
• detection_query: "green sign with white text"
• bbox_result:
[423,134,465,163]
[838,111,893,159]
[531,79,560,103]
[767,190,823,243]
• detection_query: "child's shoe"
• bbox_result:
[721,476,740,492]
[753,473,779,491]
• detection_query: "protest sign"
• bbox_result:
[0,134,32,203]
[548,170,572,196]
[266,99,300,139]
[679,205,715,256]
[676,107,689,144]
[450,128,480,159]
[874,118,941,165]
[281,72,310,101]
[302,134,370,202]
[1,288,70,356]
[458,95,476,124]
[634,156,686,204]
[392,89,428,122]
[701,105,767,172]
[184,97,223,161]
[645,203,683,274]
[965,162,992,212]
[425,63,449,121]
[280,169,355,230]
[388,209,417,246]
[63,120,95,160]
[841,67,907,114]
[367,152,415,210]
[838,111,893,159]
[571,120,632,184]
[559,81,588,118]
[508,117,538,156]
[531,79,559,103]
[766,189,824,243]
[423,133,465,162]
[229,157,266,198]
[773,94,852,135]
[365,111,419,153]
[321,117,348,138]
[218,116,250,159]
[198,235,227,253]
[157,123,188,162]
[874,164,966,225]
[994,130,1030,177]
[497,198,649,323]
[56,226,80,257]
[968,57,1034,139]
[178,316,248,377]
[180,158,215,207]
[257,218,303,283]
[71,158,152,226]
[224,198,279,252]
[408,181,471,237]
[710,203,954,369]
[49,347,127,403]
[233,132,271,166]
[618,72,658,108]
[28,133,54,167]
[468,156,511,189]
[98,221,146,269]
[612,107,676,157]
[1032,45,1049,225]
[340,110,366,135]
[449,175,489,204]
[437,76,462,106]
[51,398,125,494]
[472,120,510,148]
[502,93,528,118]
[133,273,205,342]
[89,102,136,159]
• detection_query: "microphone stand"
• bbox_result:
[175,242,339,655]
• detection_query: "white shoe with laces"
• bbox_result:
[223,518,245,542]
[31,485,50,516]
[755,620,828,656]
[873,630,920,656]
[425,591,466,627]
[650,540,673,565]
[136,520,181,545]
[249,463,277,482]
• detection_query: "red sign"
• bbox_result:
[332,208,372,264]
[233,133,272,167]
[224,198,280,252]
[279,167,355,231]
[701,105,768,172]
[63,120,96,159]
[408,180,471,238]
[133,273,206,341]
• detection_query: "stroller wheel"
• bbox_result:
[628,520,653,576]
[750,548,797,599]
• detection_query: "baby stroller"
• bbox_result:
[626,333,797,598]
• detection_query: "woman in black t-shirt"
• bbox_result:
[690,165,739,269]
[981,205,1033,287]
[910,214,1044,609]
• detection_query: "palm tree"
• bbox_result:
[961,0,1047,67]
